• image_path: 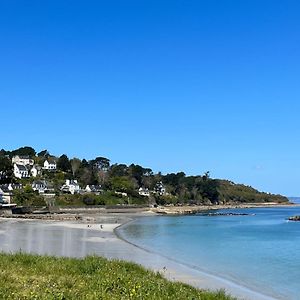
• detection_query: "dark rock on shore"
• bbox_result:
[199,212,255,217]
[288,215,300,221]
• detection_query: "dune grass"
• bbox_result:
[0,252,236,300]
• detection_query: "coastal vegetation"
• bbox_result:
[0,252,236,300]
[0,146,288,207]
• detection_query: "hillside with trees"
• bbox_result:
[0,146,288,207]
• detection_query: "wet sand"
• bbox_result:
[0,214,277,300]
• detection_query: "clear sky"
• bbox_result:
[1,1,299,196]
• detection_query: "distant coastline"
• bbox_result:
[288,197,300,204]
[1,201,298,221]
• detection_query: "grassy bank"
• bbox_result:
[0,253,236,300]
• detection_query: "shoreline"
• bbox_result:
[114,214,278,300]
[0,205,291,300]
[149,202,299,215]
[1,202,298,220]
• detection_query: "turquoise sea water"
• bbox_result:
[118,207,300,300]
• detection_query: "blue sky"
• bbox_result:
[1,1,299,196]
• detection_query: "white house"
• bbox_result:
[9,183,23,190]
[43,159,57,171]
[154,181,166,196]
[115,191,128,197]
[12,155,34,166]
[139,187,150,197]
[13,164,29,179]
[32,180,51,194]
[30,165,41,177]
[0,185,13,204]
[85,185,102,194]
[61,179,80,194]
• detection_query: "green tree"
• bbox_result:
[57,154,71,173]
[196,175,219,204]
[90,156,110,171]
[11,146,36,158]
[70,157,82,177]
[0,149,9,156]
[13,186,46,206]
[77,166,98,186]
[109,164,128,177]
[128,164,153,186]
[0,156,13,183]
[109,176,134,193]
[37,150,49,157]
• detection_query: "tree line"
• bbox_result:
[0,146,288,205]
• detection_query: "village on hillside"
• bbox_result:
[0,147,288,215]
[0,148,168,213]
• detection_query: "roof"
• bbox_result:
[69,180,79,185]
[11,183,23,189]
[15,164,28,171]
[19,155,30,159]
[32,180,47,186]
[86,185,102,191]
[45,158,56,164]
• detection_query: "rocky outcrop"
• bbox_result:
[200,212,255,216]
[288,215,300,221]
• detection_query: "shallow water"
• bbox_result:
[118,207,300,300]
[0,221,103,257]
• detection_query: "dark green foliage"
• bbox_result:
[217,180,288,203]
[76,164,98,186]
[10,146,36,158]
[82,196,96,205]
[196,175,219,204]
[57,154,72,172]
[163,172,186,188]
[56,193,85,206]
[37,149,49,157]
[0,149,8,156]
[109,176,135,193]
[62,192,126,206]
[128,164,153,186]
[97,191,127,205]
[161,172,220,204]
[109,163,129,177]
[0,155,13,183]
[0,253,236,300]
[90,156,110,170]
[13,186,46,206]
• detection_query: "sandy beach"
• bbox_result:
[0,209,280,300]
[54,214,277,300]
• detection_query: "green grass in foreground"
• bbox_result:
[0,253,236,300]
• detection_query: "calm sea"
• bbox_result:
[118,206,300,300]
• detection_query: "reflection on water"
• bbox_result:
[0,219,167,268]
[0,220,109,258]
